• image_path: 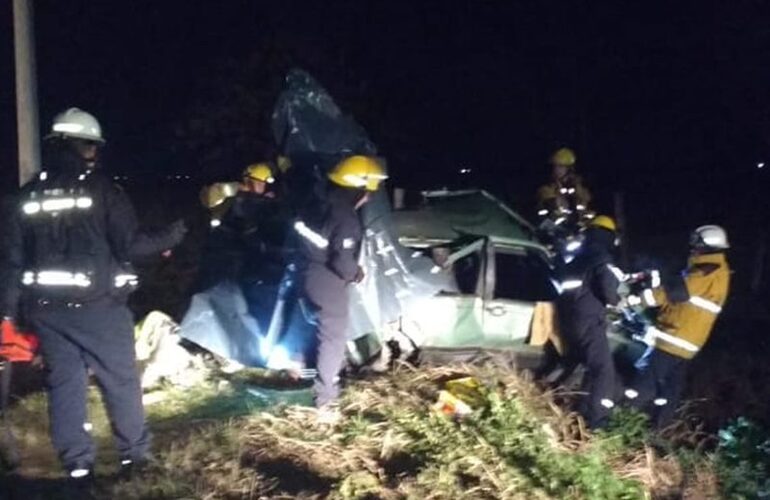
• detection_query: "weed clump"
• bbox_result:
[715,417,770,499]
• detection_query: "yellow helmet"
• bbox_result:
[590,215,617,232]
[243,163,275,184]
[200,182,239,208]
[550,147,576,167]
[327,155,388,192]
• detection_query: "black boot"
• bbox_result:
[117,455,153,481]
[64,463,95,499]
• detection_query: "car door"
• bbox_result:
[404,239,486,348]
[481,243,559,348]
[406,294,485,348]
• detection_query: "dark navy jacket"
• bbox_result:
[295,187,363,286]
[557,228,621,327]
[0,148,183,317]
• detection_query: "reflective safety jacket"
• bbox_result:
[536,176,592,219]
[641,252,730,360]
[294,188,363,284]
[0,149,183,317]
[556,233,621,327]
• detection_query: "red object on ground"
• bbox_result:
[0,319,39,362]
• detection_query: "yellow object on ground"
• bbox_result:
[445,377,488,408]
[432,390,473,418]
[433,376,488,419]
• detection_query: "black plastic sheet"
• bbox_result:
[181,68,448,367]
[271,69,377,159]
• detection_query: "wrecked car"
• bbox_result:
[367,189,560,364]
[175,68,644,375]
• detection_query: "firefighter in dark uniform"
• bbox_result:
[198,163,286,293]
[201,162,278,232]
[556,215,622,429]
[293,156,387,418]
[0,108,186,480]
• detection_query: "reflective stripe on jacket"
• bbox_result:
[536,177,592,213]
[645,252,730,360]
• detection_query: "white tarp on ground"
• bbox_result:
[135,311,209,388]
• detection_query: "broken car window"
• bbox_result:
[493,249,558,302]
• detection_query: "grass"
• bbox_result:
[0,361,735,499]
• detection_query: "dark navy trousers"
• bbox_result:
[29,300,149,470]
[626,349,687,429]
[561,315,616,428]
[302,265,350,407]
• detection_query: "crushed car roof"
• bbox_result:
[392,189,544,250]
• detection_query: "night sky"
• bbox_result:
[2,1,770,256]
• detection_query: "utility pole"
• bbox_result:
[13,0,41,186]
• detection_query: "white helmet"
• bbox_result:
[47,108,105,143]
[691,225,729,250]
